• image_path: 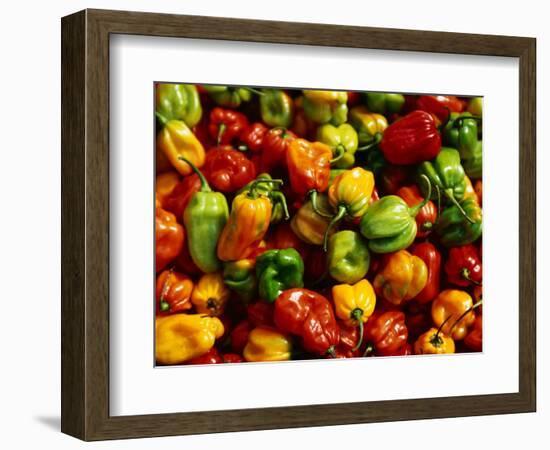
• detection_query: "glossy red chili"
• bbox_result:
[363,311,408,356]
[416,95,466,123]
[239,122,268,152]
[208,107,249,145]
[397,185,437,238]
[262,127,297,170]
[187,348,223,365]
[202,146,256,193]
[445,244,482,287]
[162,173,202,219]
[411,241,441,303]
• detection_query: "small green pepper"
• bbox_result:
[360,175,431,254]
[182,158,229,273]
[223,259,257,303]
[316,123,359,169]
[302,90,348,126]
[260,89,293,128]
[256,248,304,302]
[156,83,202,127]
[327,230,370,284]
[443,113,483,179]
[436,197,482,247]
[467,97,483,116]
[364,92,405,114]
[202,85,254,108]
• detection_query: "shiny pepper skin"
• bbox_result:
[291,194,334,246]
[363,311,408,356]
[411,242,442,303]
[191,272,230,317]
[156,269,193,314]
[208,107,249,145]
[431,289,475,341]
[155,200,184,272]
[202,146,257,194]
[464,315,483,351]
[157,120,206,176]
[286,138,332,197]
[396,185,437,238]
[243,326,292,362]
[414,327,455,355]
[328,167,375,219]
[445,244,482,287]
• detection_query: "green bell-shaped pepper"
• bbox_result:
[436,197,482,247]
[156,83,202,127]
[256,248,304,302]
[202,85,254,108]
[316,123,359,169]
[327,230,370,284]
[259,89,293,128]
[443,114,483,180]
[302,90,348,126]
[364,92,405,114]
[360,176,431,254]
[223,259,257,303]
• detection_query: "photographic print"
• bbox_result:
[154,83,483,366]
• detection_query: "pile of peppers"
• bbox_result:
[154,83,483,365]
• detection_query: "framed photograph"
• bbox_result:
[61,9,536,441]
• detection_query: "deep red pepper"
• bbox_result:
[208,107,249,145]
[379,110,442,165]
[397,185,437,238]
[445,244,482,287]
[162,173,201,220]
[247,302,274,327]
[262,127,297,170]
[222,353,244,363]
[274,288,340,356]
[230,320,251,354]
[187,348,223,365]
[464,314,482,352]
[202,146,257,193]
[363,311,408,357]
[416,95,466,123]
[239,122,268,153]
[411,241,441,303]
[334,322,360,358]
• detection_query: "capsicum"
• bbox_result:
[274,288,340,356]
[435,197,482,247]
[208,107,249,145]
[238,173,289,224]
[286,138,332,198]
[364,92,405,114]
[191,272,230,316]
[162,173,202,220]
[464,314,482,352]
[413,327,455,355]
[363,311,408,356]
[327,230,370,284]
[156,269,193,314]
[202,85,253,108]
[443,113,482,179]
[396,185,437,238]
[316,123,359,169]
[156,199,184,272]
[243,326,292,362]
[156,83,202,127]
[373,250,428,305]
[202,146,257,193]
[182,158,229,273]
[291,194,334,246]
[223,259,258,304]
[261,127,297,170]
[302,90,348,126]
[431,289,477,340]
[411,241,441,303]
[256,248,304,302]
[155,314,224,365]
[444,244,482,287]
[260,89,294,128]
[348,106,388,149]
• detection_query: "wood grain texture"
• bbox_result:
[61,9,537,441]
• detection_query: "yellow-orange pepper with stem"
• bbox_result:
[373,250,428,305]
[431,289,478,340]
[191,272,230,317]
[155,314,224,365]
[243,326,293,362]
[157,119,205,176]
[414,326,455,354]
[332,279,376,350]
[291,193,334,246]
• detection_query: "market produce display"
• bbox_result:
[155,84,483,365]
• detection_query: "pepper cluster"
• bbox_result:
[155,84,483,365]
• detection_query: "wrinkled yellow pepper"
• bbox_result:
[373,250,428,305]
[157,119,205,176]
[243,326,292,362]
[155,314,224,365]
[431,289,475,341]
[191,273,230,316]
[414,327,455,355]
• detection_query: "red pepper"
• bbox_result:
[188,348,223,365]
[239,122,268,153]
[379,165,411,195]
[334,322,360,358]
[379,111,442,165]
[222,353,244,363]
[162,173,202,220]
[411,242,441,303]
[286,139,332,197]
[464,314,482,352]
[230,320,251,354]
[346,91,362,107]
[202,146,257,193]
[247,301,274,327]
[156,269,193,314]
[397,185,437,238]
[268,222,310,261]
[262,127,297,170]
[445,244,482,287]
[274,288,340,356]
[208,107,249,145]
[416,95,466,123]
[363,311,408,356]
[155,199,184,272]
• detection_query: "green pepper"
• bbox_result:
[456,117,482,179]
[364,92,405,114]
[259,89,293,128]
[316,123,359,169]
[237,173,289,224]
[202,85,254,108]
[348,106,388,148]
[256,248,304,302]
[360,175,431,254]
[417,147,474,223]
[462,141,482,179]
[223,259,257,303]
[156,83,202,127]
[436,197,482,247]
[327,230,370,284]
[182,158,229,273]
[302,90,348,126]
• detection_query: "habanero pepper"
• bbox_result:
[290,194,334,246]
[156,83,202,127]
[302,90,348,126]
[411,242,441,304]
[327,230,370,284]
[247,301,275,327]
[416,95,465,123]
[162,173,201,220]
[238,174,290,224]
[431,289,477,341]
[444,244,482,287]
[223,258,258,304]
[260,89,294,128]
[243,326,293,362]
[156,269,193,314]
[396,185,437,238]
[414,327,455,355]
[202,85,253,108]
[229,320,251,354]
[208,107,249,145]
[191,272,230,317]
[348,106,388,148]
[155,199,184,272]
[435,197,482,247]
[464,314,483,352]
[256,248,305,303]
[268,221,310,261]
[187,347,223,365]
[202,146,257,194]
[316,123,359,169]
[239,122,268,153]
[262,127,297,171]
[274,288,340,356]
[364,92,406,115]
[379,110,441,165]
[363,311,408,357]
[286,138,332,198]
[334,323,361,358]
[155,171,180,208]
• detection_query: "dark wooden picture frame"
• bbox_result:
[61,9,536,441]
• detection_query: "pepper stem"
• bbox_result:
[309,190,334,218]
[245,87,265,96]
[445,189,475,224]
[432,314,454,347]
[323,205,347,251]
[155,111,169,127]
[363,343,374,357]
[357,133,382,151]
[330,144,346,164]
[247,179,284,199]
[178,156,210,192]
[461,268,482,286]
[326,346,337,358]
[351,308,364,351]
[448,300,483,336]
[410,174,432,217]
[216,123,226,145]
[270,191,290,220]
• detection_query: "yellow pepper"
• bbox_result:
[332,279,376,349]
[373,250,428,305]
[463,175,480,205]
[243,326,292,362]
[431,289,476,341]
[349,106,388,146]
[328,167,375,218]
[155,171,180,206]
[217,189,273,261]
[414,327,455,355]
[303,90,347,103]
[191,272,230,316]
[157,119,205,176]
[155,314,224,365]
[291,193,333,245]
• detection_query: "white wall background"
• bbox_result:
[0,0,546,448]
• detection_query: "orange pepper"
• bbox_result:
[431,289,476,341]
[157,120,205,176]
[286,138,332,197]
[156,171,180,208]
[155,197,184,272]
[373,250,428,305]
[414,327,455,354]
[156,269,193,314]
